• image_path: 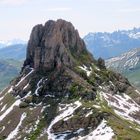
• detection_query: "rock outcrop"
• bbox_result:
[24,19,93,71]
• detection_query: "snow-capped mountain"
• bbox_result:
[0,39,26,48]
[0,20,140,140]
[106,48,140,72]
[84,27,140,59]
[106,48,140,88]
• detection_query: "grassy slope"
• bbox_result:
[0,59,23,91]
[96,92,140,140]
[123,69,140,89]
[0,44,26,60]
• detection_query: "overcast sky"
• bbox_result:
[0,0,140,41]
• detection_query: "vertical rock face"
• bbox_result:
[24,19,93,71]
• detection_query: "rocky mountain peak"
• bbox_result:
[0,20,140,140]
[24,19,93,71]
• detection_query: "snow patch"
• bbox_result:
[79,65,92,76]
[77,119,114,140]
[53,130,72,140]
[23,91,31,99]
[47,101,82,140]
[0,96,4,102]
[94,66,100,71]
[24,117,40,134]
[23,83,29,90]
[0,100,21,121]
[93,105,101,109]
[85,110,93,117]
[106,48,139,71]
[135,89,140,95]
[135,127,140,132]
[8,86,13,93]
[124,57,139,68]
[0,87,11,102]
[1,104,7,112]
[35,78,43,96]
[0,126,5,133]
[41,106,46,113]
[6,112,27,140]
[101,91,140,125]
[8,120,11,124]
[45,94,55,98]
[129,32,140,39]
[34,117,40,130]
[15,68,34,87]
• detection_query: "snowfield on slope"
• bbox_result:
[47,101,82,140]
[105,48,140,71]
[76,119,114,140]
[101,91,140,125]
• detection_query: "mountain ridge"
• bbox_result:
[0,19,140,140]
[0,44,26,60]
[84,27,140,59]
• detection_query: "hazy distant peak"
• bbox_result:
[0,39,27,48]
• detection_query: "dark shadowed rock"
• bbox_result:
[97,57,106,69]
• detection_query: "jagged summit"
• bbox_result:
[0,19,140,140]
[24,19,93,71]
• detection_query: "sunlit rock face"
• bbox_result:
[24,19,93,71]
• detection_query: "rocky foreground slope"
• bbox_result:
[0,19,140,140]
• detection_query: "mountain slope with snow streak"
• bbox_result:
[0,64,140,139]
[106,48,140,88]
[0,20,140,140]
[106,48,140,72]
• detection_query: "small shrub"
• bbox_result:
[19,102,29,108]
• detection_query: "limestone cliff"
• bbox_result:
[24,19,93,71]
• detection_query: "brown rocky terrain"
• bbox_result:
[0,19,140,140]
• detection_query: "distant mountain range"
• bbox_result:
[106,48,140,88]
[84,27,140,59]
[0,40,26,90]
[2,28,140,61]
[0,39,26,48]
[0,44,27,60]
